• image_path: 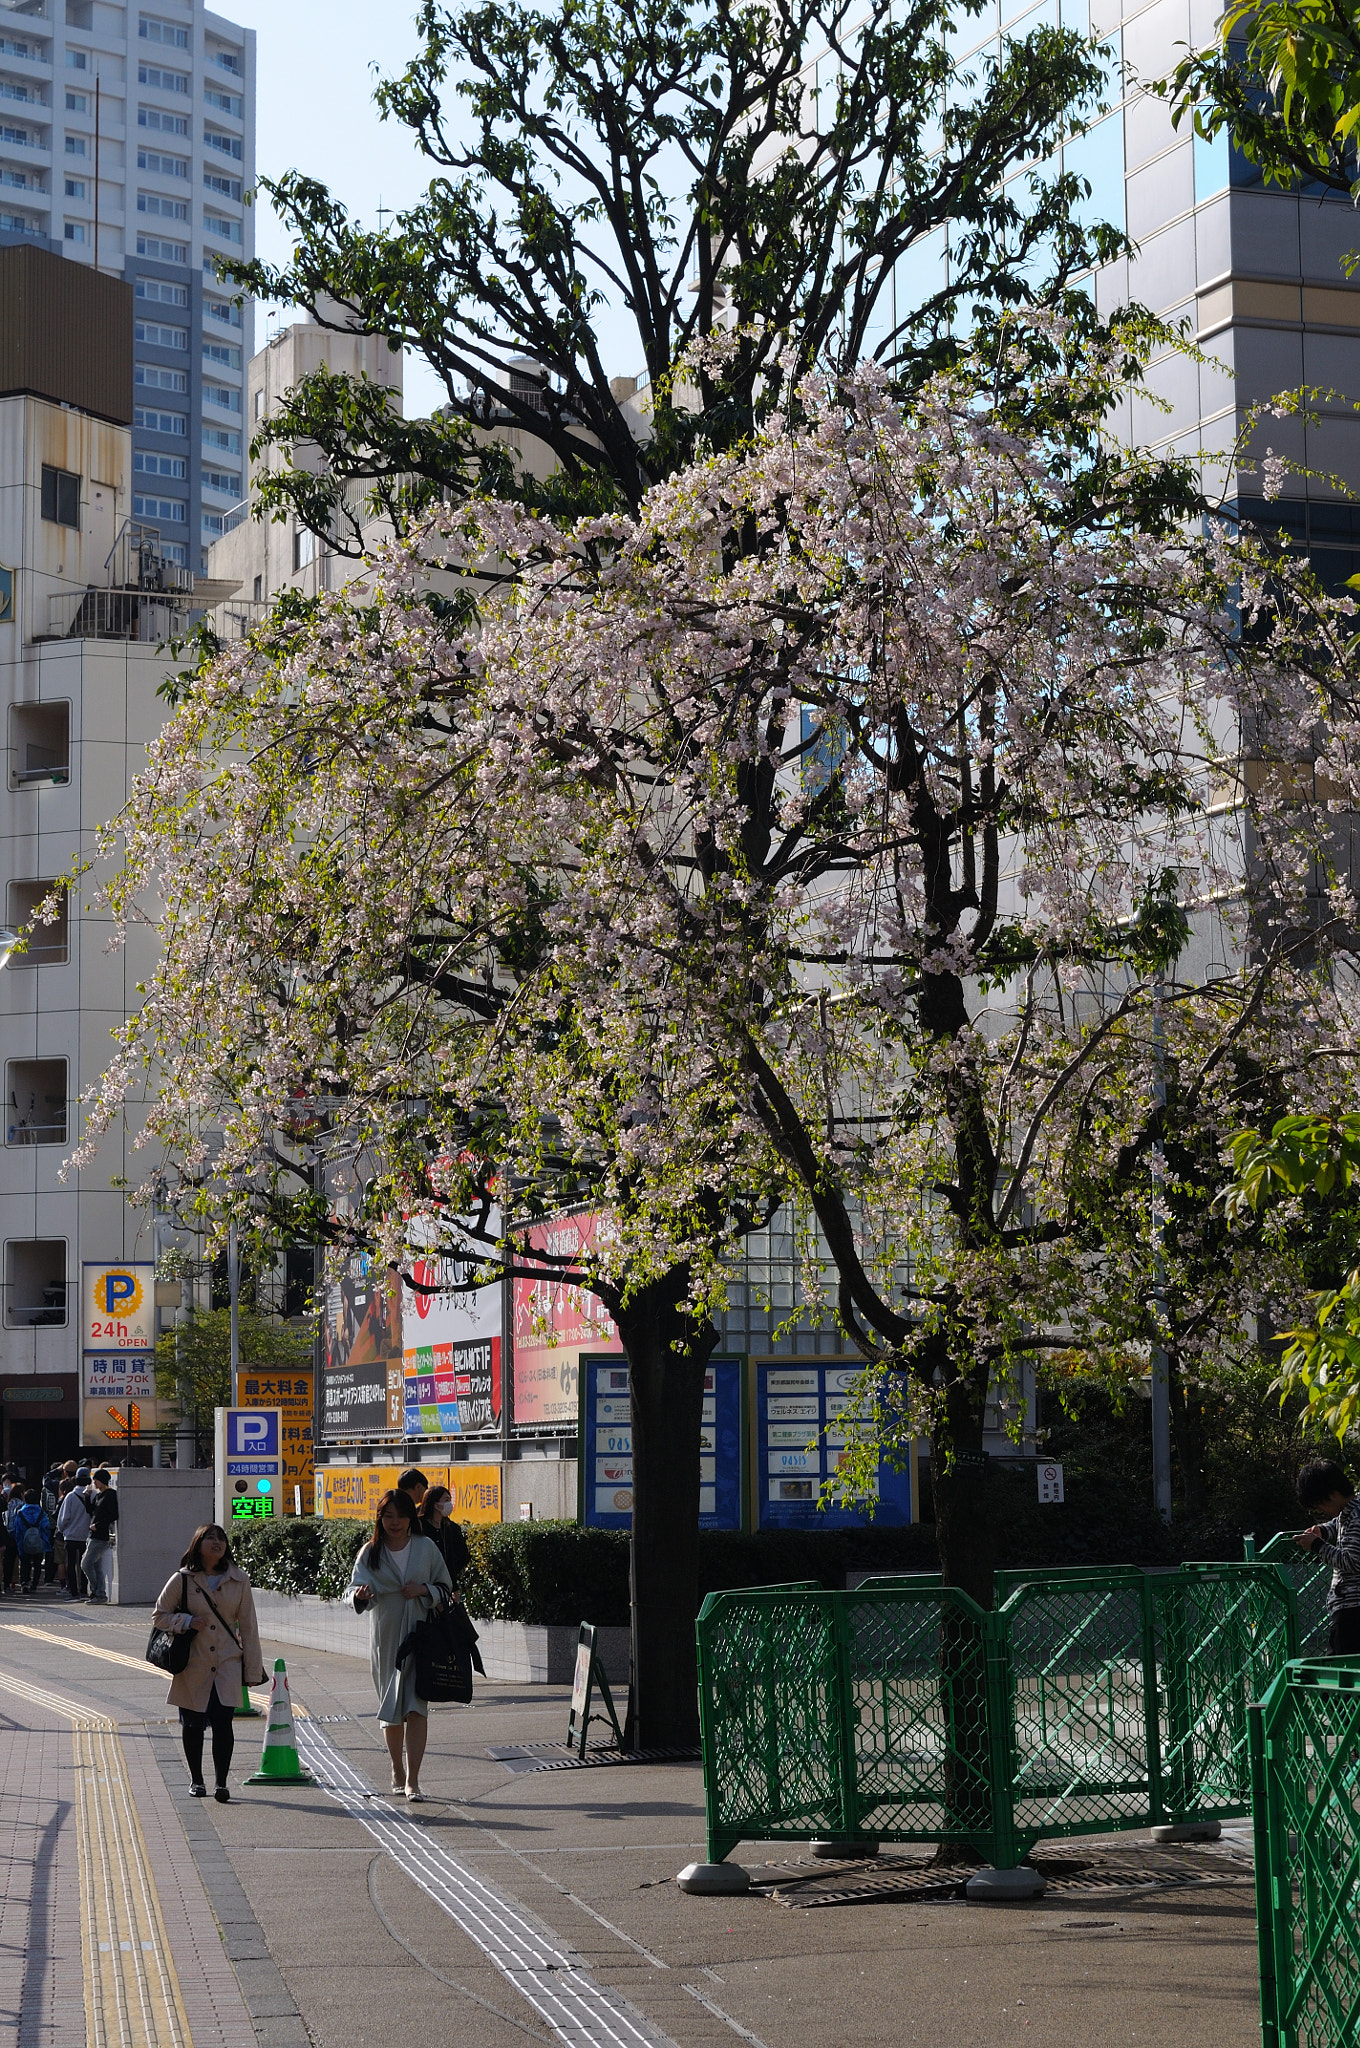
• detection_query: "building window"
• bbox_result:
[202,467,240,496]
[138,105,189,136]
[132,493,187,523]
[137,190,189,221]
[204,381,241,413]
[136,147,189,178]
[0,126,33,149]
[65,90,88,111]
[9,702,70,790]
[5,1061,68,1147]
[203,424,240,454]
[201,511,224,540]
[138,61,189,91]
[136,234,188,265]
[133,450,186,480]
[4,1240,68,1327]
[211,46,242,73]
[135,362,188,393]
[203,212,242,244]
[293,527,316,571]
[204,86,242,116]
[203,170,241,202]
[202,341,241,370]
[140,15,189,48]
[65,135,86,156]
[6,879,69,965]
[67,48,88,68]
[205,297,240,327]
[134,319,188,349]
[135,405,187,435]
[135,276,189,308]
[40,464,79,528]
[252,574,262,601]
[203,127,242,161]
[63,221,87,243]
[64,177,87,198]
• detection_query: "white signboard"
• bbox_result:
[83,1261,156,1352]
[83,1354,155,1400]
[1038,1461,1065,1504]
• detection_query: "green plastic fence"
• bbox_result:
[696,1562,1298,1867]
[1247,1533,1332,1657]
[1250,1658,1360,2048]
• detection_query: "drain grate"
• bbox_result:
[747,1844,1251,1909]
[487,1742,701,1775]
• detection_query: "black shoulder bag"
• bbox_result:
[145,1573,195,1675]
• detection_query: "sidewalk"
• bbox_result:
[0,1591,1263,2048]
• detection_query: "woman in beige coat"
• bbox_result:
[153,1524,265,1802]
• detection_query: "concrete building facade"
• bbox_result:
[0,0,255,576]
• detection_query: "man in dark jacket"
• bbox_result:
[82,1471,118,1603]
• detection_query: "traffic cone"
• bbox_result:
[244,1659,313,1784]
[234,1678,261,1719]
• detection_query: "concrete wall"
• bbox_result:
[500,1456,578,1524]
[111,1467,213,1605]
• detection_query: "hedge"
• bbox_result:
[228,1456,1260,1627]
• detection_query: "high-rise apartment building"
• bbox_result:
[0,0,255,574]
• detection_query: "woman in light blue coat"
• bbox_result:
[347,1488,452,1800]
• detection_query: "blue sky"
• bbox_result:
[225,0,454,416]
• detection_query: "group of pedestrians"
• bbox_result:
[0,1462,118,1601]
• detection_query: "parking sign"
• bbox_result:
[216,1407,283,1526]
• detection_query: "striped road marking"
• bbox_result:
[0,1624,281,1712]
[0,1670,193,2048]
[294,1719,677,2048]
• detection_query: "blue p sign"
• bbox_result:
[228,1410,279,1458]
[101,1272,137,1312]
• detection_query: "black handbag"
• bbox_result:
[145,1573,194,1675]
[395,1601,481,1704]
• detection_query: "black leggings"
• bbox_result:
[179,1685,236,1785]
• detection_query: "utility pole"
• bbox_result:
[1150,976,1173,1523]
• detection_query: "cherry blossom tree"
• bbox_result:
[82,324,1359,1737]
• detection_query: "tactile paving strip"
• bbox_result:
[296,1719,679,2048]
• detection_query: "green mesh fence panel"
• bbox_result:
[696,1587,845,1864]
[1252,1659,1360,2048]
[1000,1571,1155,1852]
[1256,1534,1333,1658]
[842,1589,998,1860]
[696,1562,1302,1868]
[1154,1565,1296,1821]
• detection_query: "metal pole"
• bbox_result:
[175,1270,196,1470]
[228,1220,241,1403]
[1150,976,1173,1523]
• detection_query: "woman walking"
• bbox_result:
[152,1524,265,1802]
[418,1484,471,1590]
[348,1488,452,1801]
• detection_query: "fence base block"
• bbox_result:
[810,1838,880,1860]
[965,1865,1047,1902]
[676,1862,751,1895]
[1150,1821,1222,1844]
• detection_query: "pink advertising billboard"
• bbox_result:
[511,1212,623,1428]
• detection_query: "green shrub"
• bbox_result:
[317,1518,369,1599]
[462,1521,631,1625]
[230,1516,324,1597]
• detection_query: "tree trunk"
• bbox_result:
[930,1363,995,1863]
[613,1273,718,1751]
[1167,1355,1208,1516]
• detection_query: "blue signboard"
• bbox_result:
[225,1408,279,1470]
[582,1356,744,1530]
[755,1362,912,1528]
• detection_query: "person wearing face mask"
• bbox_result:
[347,1488,452,1801]
[152,1523,266,1802]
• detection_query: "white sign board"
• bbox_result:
[1038,1461,1065,1504]
[83,1261,156,1352]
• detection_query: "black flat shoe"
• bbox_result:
[214,1785,230,1803]
[189,1782,207,1798]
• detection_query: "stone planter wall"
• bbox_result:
[252,1589,629,1686]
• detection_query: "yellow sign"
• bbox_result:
[82,1261,156,1352]
[316,1462,502,1524]
[80,1396,179,1445]
[235,1369,314,1514]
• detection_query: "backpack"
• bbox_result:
[19,1510,46,1556]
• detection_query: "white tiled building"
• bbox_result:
[0,0,255,576]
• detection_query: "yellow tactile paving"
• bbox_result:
[0,1624,287,1712]
[0,1670,193,2048]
